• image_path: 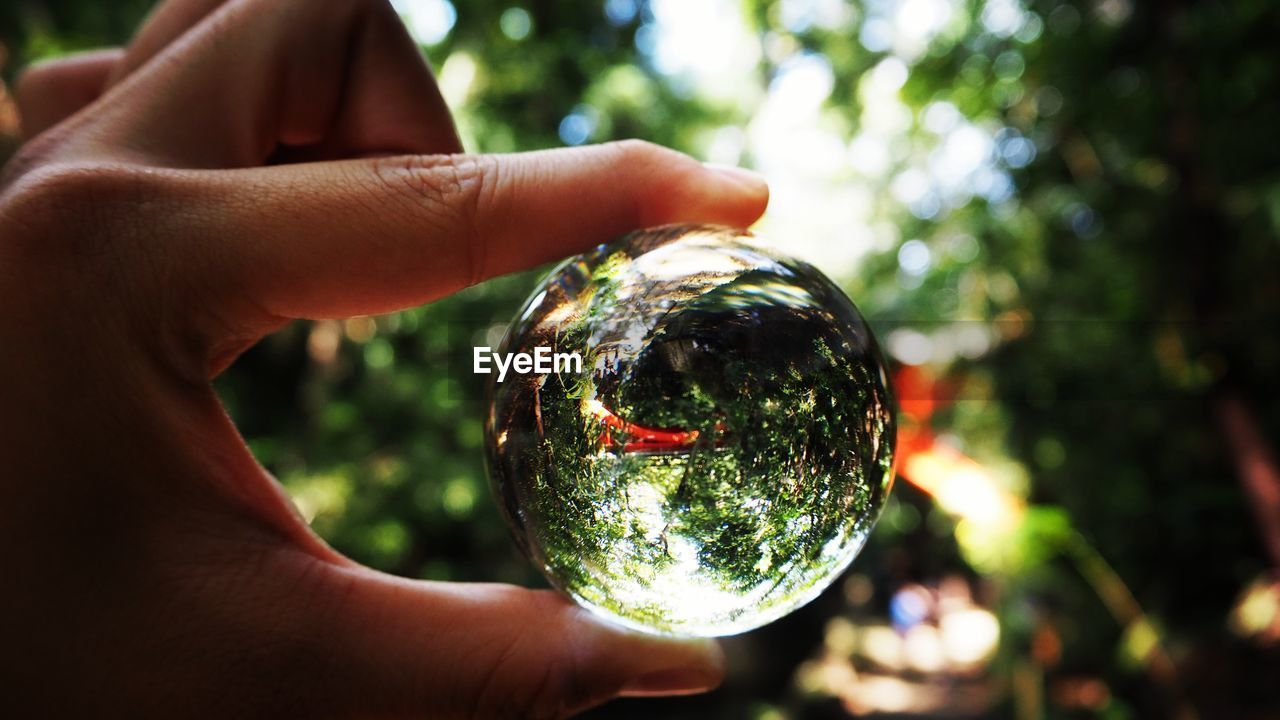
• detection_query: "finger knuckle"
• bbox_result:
[608,138,670,167]
[613,138,696,171]
[369,153,494,282]
[371,154,485,223]
[475,646,579,720]
[482,594,593,720]
[0,162,176,342]
[598,140,697,222]
[1,162,152,258]
[523,660,580,720]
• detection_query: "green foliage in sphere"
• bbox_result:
[486,225,896,636]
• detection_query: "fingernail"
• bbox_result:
[703,162,768,193]
[619,666,724,697]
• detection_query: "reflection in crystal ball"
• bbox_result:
[485,225,896,636]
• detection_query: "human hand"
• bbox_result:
[0,0,767,717]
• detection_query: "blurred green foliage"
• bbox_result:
[4,0,1280,718]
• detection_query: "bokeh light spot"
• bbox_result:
[499,7,533,40]
[391,0,457,45]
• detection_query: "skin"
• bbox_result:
[0,0,768,717]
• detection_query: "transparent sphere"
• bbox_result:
[485,225,895,636]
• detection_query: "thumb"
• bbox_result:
[312,565,725,718]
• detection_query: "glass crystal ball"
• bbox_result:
[485,224,895,636]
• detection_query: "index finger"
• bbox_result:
[128,140,767,377]
[196,142,769,321]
